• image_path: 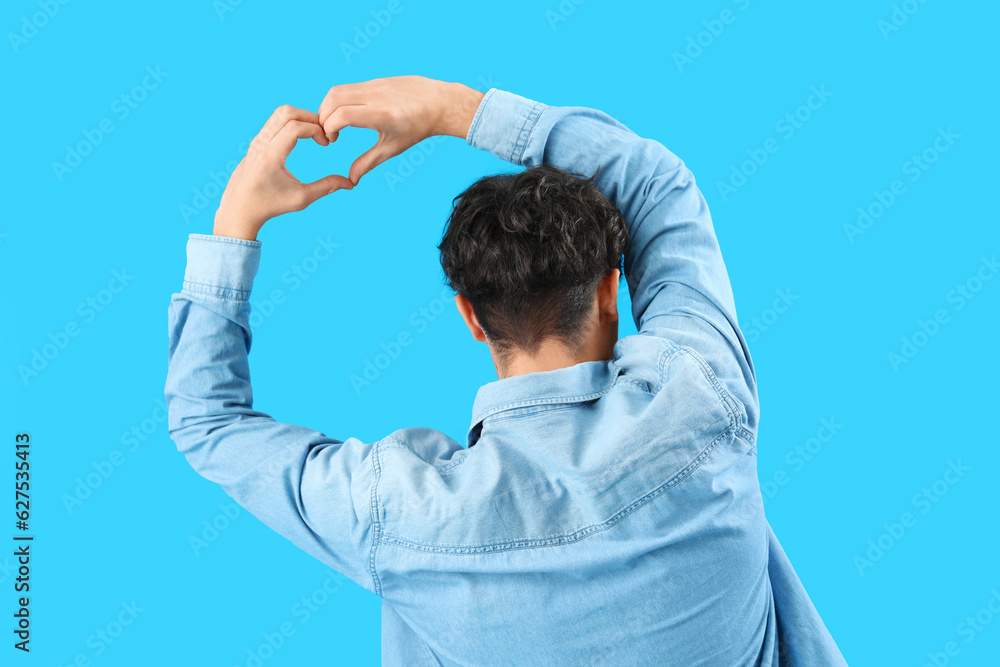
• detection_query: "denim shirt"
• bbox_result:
[166,89,847,666]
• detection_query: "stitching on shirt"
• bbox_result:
[189,232,261,249]
[656,337,753,441]
[183,291,245,303]
[661,344,740,433]
[378,422,737,555]
[436,458,465,475]
[471,362,623,427]
[368,440,385,596]
[511,102,545,164]
[378,437,411,451]
[466,88,495,144]
[616,376,655,395]
[521,102,545,162]
[380,435,466,475]
[181,280,251,302]
[648,336,681,394]
[472,387,611,427]
[484,402,580,426]
[654,343,682,389]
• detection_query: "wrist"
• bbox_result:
[439,82,485,139]
[213,206,262,242]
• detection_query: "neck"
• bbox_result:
[495,334,615,380]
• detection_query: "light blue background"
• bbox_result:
[3,1,998,664]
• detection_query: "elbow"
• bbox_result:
[166,398,228,458]
[167,416,243,487]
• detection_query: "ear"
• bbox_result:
[597,269,621,324]
[455,294,488,343]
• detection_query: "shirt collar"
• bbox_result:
[466,357,622,447]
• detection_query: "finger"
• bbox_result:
[253,105,321,149]
[298,174,354,208]
[270,120,329,157]
[321,104,379,140]
[318,82,373,126]
[349,141,394,185]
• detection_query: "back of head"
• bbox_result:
[438,164,628,367]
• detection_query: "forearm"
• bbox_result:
[164,234,376,585]
[466,89,758,427]
[466,89,735,317]
[522,101,739,328]
[165,234,271,478]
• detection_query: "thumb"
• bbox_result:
[349,141,395,185]
[300,174,354,207]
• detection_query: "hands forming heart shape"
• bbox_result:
[212,76,486,242]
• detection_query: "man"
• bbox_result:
[165,76,847,665]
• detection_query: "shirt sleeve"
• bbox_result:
[164,233,377,591]
[467,89,759,431]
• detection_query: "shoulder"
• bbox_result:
[375,427,466,470]
[614,332,751,442]
[612,332,676,392]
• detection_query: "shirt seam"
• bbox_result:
[181,280,252,302]
[368,439,386,596]
[375,435,466,475]
[470,364,624,428]
[466,365,628,442]
[617,376,655,395]
[436,458,466,475]
[189,232,262,249]
[511,101,545,164]
[378,422,737,555]
[471,390,607,429]
[661,344,742,435]
[466,88,497,145]
[484,402,580,426]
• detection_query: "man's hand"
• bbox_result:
[214,105,354,241]
[317,76,485,185]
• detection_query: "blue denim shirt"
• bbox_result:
[166,89,847,666]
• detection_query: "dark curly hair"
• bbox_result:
[438,164,628,366]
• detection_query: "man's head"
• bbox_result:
[439,164,628,378]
